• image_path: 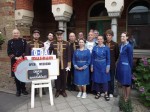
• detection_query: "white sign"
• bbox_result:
[14,55,59,82]
[31,48,50,56]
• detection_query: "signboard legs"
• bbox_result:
[31,79,54,108]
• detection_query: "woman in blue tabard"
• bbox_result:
[116,32,133,102]
[73,39,91,98]
[91,36,110,101]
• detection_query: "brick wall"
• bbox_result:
[72,0,134,41]
[0,0,16,91]
[16,0,34,11]
[72,0,98,37]
[52,0,72,7]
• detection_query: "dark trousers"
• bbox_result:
[55,69,67,91]
[14,77,26,92]
[67,68,75,90]
[93,82,108,93]
[108,70,115,94]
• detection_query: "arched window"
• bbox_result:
[90,3,108,17]
[128,1,150,49]
[88,2,110,35]
[128,5,149,25]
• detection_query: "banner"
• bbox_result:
[14,55,59,82]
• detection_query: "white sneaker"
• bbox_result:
[109,94,113,98]
[82,92,87,98]
[101,93,105,97]
[77,92,82,98]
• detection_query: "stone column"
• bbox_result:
[111,18,117,42]
[15,0,34,37]
[105,0,124,42]
[58,21,67,40]
[52,0,73,40]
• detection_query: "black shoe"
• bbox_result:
[61,91,67,97]
[42,90,46,95]
[22,90,28,95]
[104,95,110,101]
[16,91,21,97]
[55,90,60,98]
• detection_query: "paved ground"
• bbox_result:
[0,89,149,112]
[1,90,119,112]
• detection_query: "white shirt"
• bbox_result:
[44,40,53,55]
[85,41,96,53]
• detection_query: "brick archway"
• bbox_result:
[32,0,57,41]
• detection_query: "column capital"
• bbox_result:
[15,9,34,27]
[105,0,124,17]
[52,4,73,22]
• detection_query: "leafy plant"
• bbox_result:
[133,57,150,107]
[119,96,133,112]
[0,32,5,45]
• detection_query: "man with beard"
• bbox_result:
[25,29,46,95]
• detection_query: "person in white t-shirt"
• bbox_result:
[85,31,96,54]
[85,31,96,93]
[44,32,54,54]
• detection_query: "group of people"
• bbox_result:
[7,28,133,102]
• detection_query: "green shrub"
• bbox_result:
[119,96,133,112]
[133,57,150,107]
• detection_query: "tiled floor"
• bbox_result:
[14,90,119,112]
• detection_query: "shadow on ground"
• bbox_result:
[0,92,30,112]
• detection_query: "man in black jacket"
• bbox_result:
[67,32,79,91]
[7,29,28,97]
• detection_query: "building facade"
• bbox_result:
[0,0,150,89]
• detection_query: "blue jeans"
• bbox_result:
[108,70,115,94]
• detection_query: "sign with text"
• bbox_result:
[28,69,49,80]
[14,55,59,82]
[31,48,49,56]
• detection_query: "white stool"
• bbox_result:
[31,79,54,108]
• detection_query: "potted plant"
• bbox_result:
[0,32,5,50]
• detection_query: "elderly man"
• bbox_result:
[78,32,84,41]
[93,30,99,43]
[85,31,96,93]
[7,29,28,96]
[67,32,79,91]
[49,29,71,97]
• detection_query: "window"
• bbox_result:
[90,3,108,17]
[128,6,150,25]
[128,1,150,49]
